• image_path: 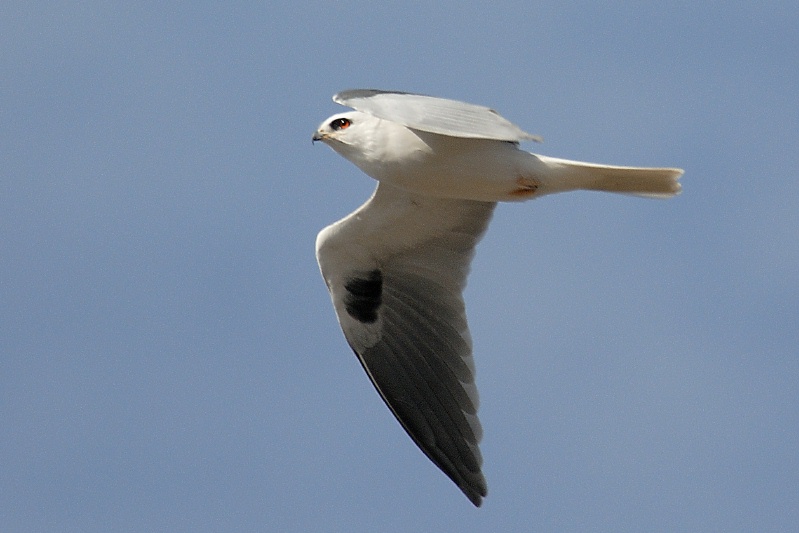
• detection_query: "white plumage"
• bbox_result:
[313,89,683,506]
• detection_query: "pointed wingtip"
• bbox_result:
[463,482,487,507]
[457,471,487,507]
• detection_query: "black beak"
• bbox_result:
[312,131,323,144]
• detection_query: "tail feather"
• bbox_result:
[537,154,683,198]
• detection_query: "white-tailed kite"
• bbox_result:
[312,89,683,506]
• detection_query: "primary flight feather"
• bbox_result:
[313,89,682,506]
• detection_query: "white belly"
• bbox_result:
[368,131,554,201]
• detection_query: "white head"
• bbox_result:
[312,109,432,181]
[312,111,380,158]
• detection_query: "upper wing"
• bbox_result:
[334,89,543,143]
[316,182,496,506]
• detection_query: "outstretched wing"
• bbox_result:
[334,89,542,143]
[316,182,496,506]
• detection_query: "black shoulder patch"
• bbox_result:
[344,270,383,323]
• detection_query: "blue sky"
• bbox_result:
[2,2,797,532]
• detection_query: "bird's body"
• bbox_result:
[313,89,683,506]
[319,110,681,202]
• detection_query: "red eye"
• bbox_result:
[330,118,351,131]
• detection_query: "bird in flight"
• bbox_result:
[312,89,682,506]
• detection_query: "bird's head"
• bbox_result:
[313,111,373,145]
[312,110,430,181]
[313,110,389,162]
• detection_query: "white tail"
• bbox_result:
[537,154,683,198]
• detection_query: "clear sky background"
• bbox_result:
[2,2,797,532]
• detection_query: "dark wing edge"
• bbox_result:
[333,88,416,102]
[332,89,543,143]
[347,256,489,506]
[317,185,496,506]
